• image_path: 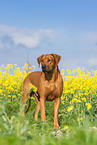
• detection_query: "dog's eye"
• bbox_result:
[48,59,52,62]
[41,60,44,62]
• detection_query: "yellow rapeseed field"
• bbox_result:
[0,64,97,124]
[0,63,36,100]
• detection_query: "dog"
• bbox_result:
[22,53,63,129]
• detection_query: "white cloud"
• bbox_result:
[0,25,57,49]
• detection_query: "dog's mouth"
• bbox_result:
[42,69,53,73]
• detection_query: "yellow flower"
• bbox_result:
[75,95,78,98]
[61,69,65,75]
[62,101,65,104]
[77,68,81,73]
[81,97,86,102]
[29,67,32,70]
[0,72,2,76]
[72,70,76,73]
[77,117,83,121]
[82,68,85,71]
[14,64,17,67]
[10,64,13,68]
[64,126,71,131]
[1,65,4,67]
[80,117,83,120]
[31,96,35,100]
[33,65,35,69]
[64,125,68,129]
[66,69,71,74]
[86,103,92,110]
[16,67,20,70]
[62,69,65,73]
[13,95,16,98]
[67,106,74,112]
[71,98,81,103]
[8,95,11,98]
[25,63,28,67]
[0,89,2,94]
[5,67,7,70]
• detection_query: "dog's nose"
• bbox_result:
[42,64,46,72]
[42,64,46,70]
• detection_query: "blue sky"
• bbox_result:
[0,0,97,71]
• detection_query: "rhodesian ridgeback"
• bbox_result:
[22,53,63,129]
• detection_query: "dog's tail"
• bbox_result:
[25,90,39,113]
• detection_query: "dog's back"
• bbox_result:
[23,71,42,90]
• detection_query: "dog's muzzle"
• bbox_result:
[42,64,53,73]
[42,64,46,72]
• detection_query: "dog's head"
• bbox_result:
[37,53,61,72]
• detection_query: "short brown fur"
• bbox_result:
[22,53,63,129]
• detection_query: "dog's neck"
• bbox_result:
[43,66,59,82]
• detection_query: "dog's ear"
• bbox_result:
[51,54,61,65]
[37,55,44,67]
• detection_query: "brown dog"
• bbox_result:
[22,53,63,128]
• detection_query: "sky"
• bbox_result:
[0,0,97,71]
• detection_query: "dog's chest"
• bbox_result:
[44,80,61,98]
[45,81,55,92]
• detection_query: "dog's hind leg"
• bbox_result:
[22,78,30,116]
[25,90,39,114]
[30,90,40,120]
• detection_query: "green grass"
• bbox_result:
[0,96,97,145]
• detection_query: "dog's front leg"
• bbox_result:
[54,97,60,129]
[40,97,46,121]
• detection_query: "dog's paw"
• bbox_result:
[54,124,60,129]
